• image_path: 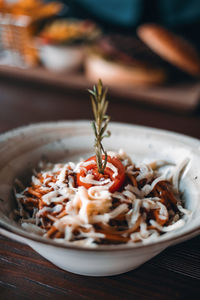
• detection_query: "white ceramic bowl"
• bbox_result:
[39,44,84,72]
[0,121,200,276]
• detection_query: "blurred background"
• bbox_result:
[60,0,200,40]
[0,0,200,112]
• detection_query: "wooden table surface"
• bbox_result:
[0,76,200,300]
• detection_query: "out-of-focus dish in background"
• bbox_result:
[38,19,101,72]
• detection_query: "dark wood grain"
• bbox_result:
[0,235,200,300]
[0,75,200,300]
[0,65,199,111]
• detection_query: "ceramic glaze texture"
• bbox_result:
[0,121,200,276]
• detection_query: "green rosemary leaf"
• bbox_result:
[102,101,109,117]
[91,96,97,119]
[93,85,97,94]
[92,121,97,138]
[103,130,111,139]
[102,152,108,172]
[97,79,102,96]
[100,89,108,114]
[88,89,96,97]
[89,79,111,174]
[96,149,102,170]
[100,117,110,136]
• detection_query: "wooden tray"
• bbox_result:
[0,64,199,112]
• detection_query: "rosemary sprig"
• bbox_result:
[88,79,111,174]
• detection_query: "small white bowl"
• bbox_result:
[39,44,84,72]
[0,121,200,276]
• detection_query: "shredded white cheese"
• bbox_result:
[14,150,190,247]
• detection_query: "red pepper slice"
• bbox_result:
[76,155,125,193]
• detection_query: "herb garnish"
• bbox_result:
[88,79,111,174]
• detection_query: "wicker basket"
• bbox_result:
[0,1,62,67]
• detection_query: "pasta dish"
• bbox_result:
[14,80,190,247]
[14,150,189,247]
